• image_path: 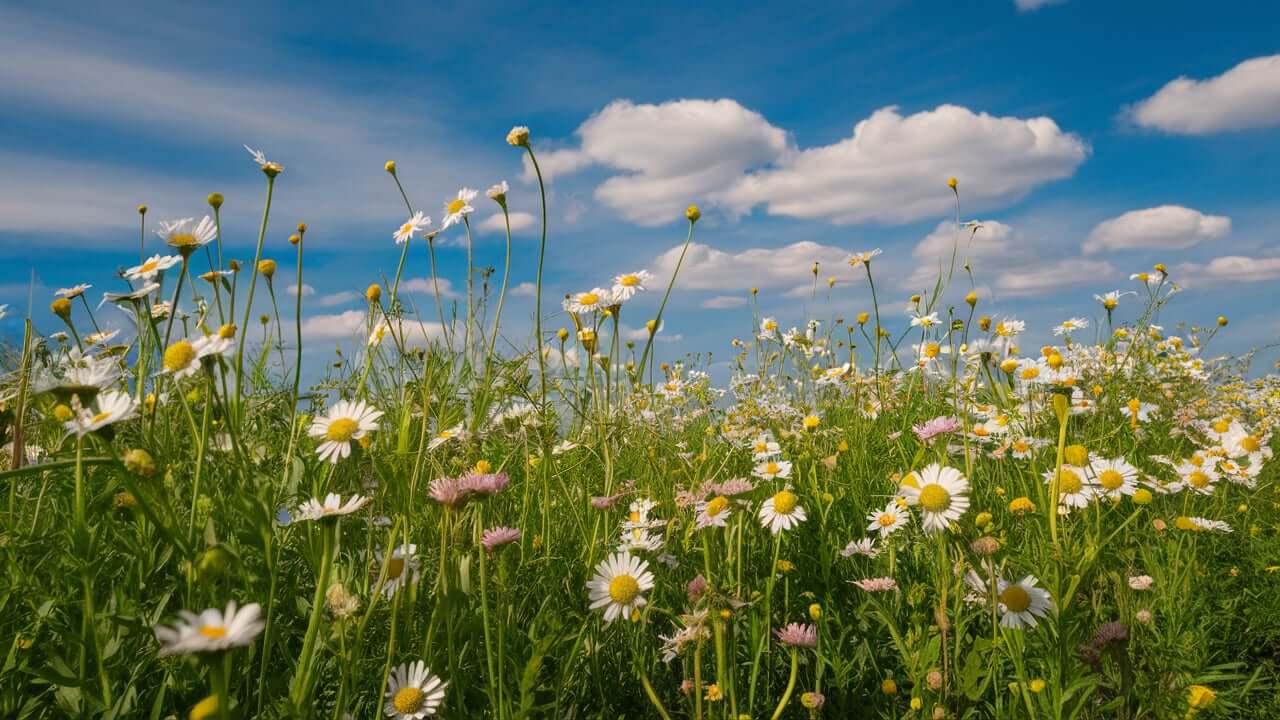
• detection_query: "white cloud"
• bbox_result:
[702,295,748,309]
[316,291,360,308]
[721,105,1087,224]
[400,277,459,299]
[622,324,683,343]
[528,98,788,225]
[1129,54,1280,134]
[477,211,536,234]
[521,149,594,183]
[1174,255,1280,284]
[300,310,447,348]
[652,241,861,292]
[288,283,315,297]
[994,258,1116,297]
[903,220,1016,290]
[1014,0,1065,11]
[1083,205,1230,254]
[510,282,537,297]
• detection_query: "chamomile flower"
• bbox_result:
[56,284,92,299]
[308,399,384,463]
[758,488,806,534]
[244,145,283,173]
[1054,317,1089,336]
[695,495,732,529]
[565,288,613,314]
[295,493,371,522]
[1175,460,1219,495]
[910,311,940,329]
[866,501,908,538]
[899,464,969,533]
[587,552,654,623]
[748,434,781,460]
[758,317,780,341]
[153,601,264,656]
[1093,290,1135,311]
[996,576,1054,629]
[125,254,181,282]
[1089,457,1140,498]
[156,216,217,252]
[611,270,652,301]
[1045,465,1094,510]
[393,211,432,245]
[376,544,420,598]
[846,249,882,267]
[384,660,447,719]
[440,188,478,230]
[841,537,880,558]
[753,459,793,480]
[428,424,469,450]
[64,390,139,437]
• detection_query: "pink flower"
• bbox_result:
[591,493,625,510]
[462,472,510,496]
[687,574,708,603]
[853,576,898,593]
[481,526,521,552]
[429,476,470,508]
[712,477,755,496]
[773,622,817,648]
[913,416,961,443]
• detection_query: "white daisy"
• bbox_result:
[156,216,217,252]
[1088,457,1139,498]
[295,493,371,522]
[587,552,655,623]
[758,488,806,534]
[753,459,792,480]
[611,270,652,302]
[748,434,781,460]
[564,288,613,314]
[377,544,420,598]
[910,311,940,329]
[440,187,478,230]
[393,211,432,245]
[428,423,468,450]
[1044,465,1094,511]
[124,254,181,282]
[1175,460,1218,495]
[758,317,779,341]
[996,576,1054,629]
[56,284,92,299]
[865,501,908,538]
[308,399,384,463]
[64,390,138,437]
[154,601,264,656]
[840,537,880,558]
[384,660,447,719]
[846,249,882,267]
[695,495,732,529]
[899,464,969,534]
[1053,317,1089,336]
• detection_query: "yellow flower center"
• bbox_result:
[1103,299,1117,309]
[772,490,798,515]
[765,461,780,475]
[1020,367,1040,380]
[399,222,414,236]
[141,260,158,273]
[620,274,639,287]
[803,415,820,429]
[877,513,897,527]
[706,496,729,517]
[168,232,198,247]
[924,342,940,358]
[163,340,197,372]
[1058,469,1082,494]
[90,411,112,424]
[393,687,426,714]
[918,484,951,513]
[1013,441,1029,453]
[1098,470,1124,491]
[999,585,1032,613]
[198,625,227,639]
[1212,419,1231,433]
[974,426,989,437]
[1188,470,1210,488]
[608,574,640,604]
[446,198,467,214]
[764,321,777,331]
[753,442,768,453]
[386,557,405,579]
[326,417,360,442]
[1241,435,1261,453]
[579,292,599,307]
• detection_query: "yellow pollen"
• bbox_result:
[198,625,227,639]
[163,340,197,372]
[91,411,112,424]
[1188,470,1210,488]
[168,232,198,247]
[399,223,414,236]
[141,261,158,273]
[771,490,798,515]
[446,198,467,214]
[1014,441,1029,453]
[706,496,729,517]
[386,557,406,579]
[608,574,640,604]
[918,484,951,513]
[1098,470,1124,491]
[999,585,1032,613]
[974,426,989,437]
[1021,367,1040,380]
[620,274,639,286]
[579,292,599,306]
[924,342,940,358]
[765,461,780,475]
[1212,419,1231,433]
[1057,469,1082,494]
[326,417,360,442]
[393,687,426,714]
[1241,435,1261,453]
[877,513,896,527]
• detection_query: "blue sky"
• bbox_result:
[2,0,1278,376]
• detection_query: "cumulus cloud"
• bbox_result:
[478,211,536,234]
[510,282,537,297]
[994,258,1116,297]
[301,310,448,347]
[903,220,1016,290]
[652,241,860,292]
[542,100,1086,227]
[1174,255,1280,284]
[702,295,748,309]
[288,283,316,297]
[400,277,459,299]
[1083,205,1230,254]
[722,105,1087,224]
[1129,54,1280,134]
[622,324,682,343]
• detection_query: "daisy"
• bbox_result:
[156,216,217,252]
[1175,460,1218,495]
[440,187,478,230]
[100,282,160,308]
[384,660,447,719]
[1054,317,1089,336]
[295,493,370,522]
[748,434,781,460]
[587,552,655,623]
[486,181,509,203]
[377,544,420,598]
[56,284,92,299]
[154,601,264,656]
[564,288,613,314]
[695,495,732,529]
[758,488,806,534]
[758,317,779,341]
[1187,517,1233,533]
[64,390,139,437]
[910,311,940,329]
[846,249,882,267]
[393,211,432,245]
[125,254,181,282]
[1045,465,1094,510]
[308,399,384,463]
[865,501,908,538]
[1089,457,1139,498]
[996,576,1054,629]
[162,338,204,378]
[1093,290,1135,311]
[841,537,880,558]
[611,270,652,302]
[753,459,792,481]
[899,464,969,533]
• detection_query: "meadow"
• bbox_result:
[1,128,1278,720]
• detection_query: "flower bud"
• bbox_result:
[124,448,157,477]
[384,160,397,173]
[506,126,530,147]
[366,284,382,302]
[258,259,276,278]
[50,298,72,319]
[686,205,701,223]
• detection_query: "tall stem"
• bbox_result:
[234,174,276,419]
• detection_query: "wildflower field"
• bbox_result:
[3,130,1279,720]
